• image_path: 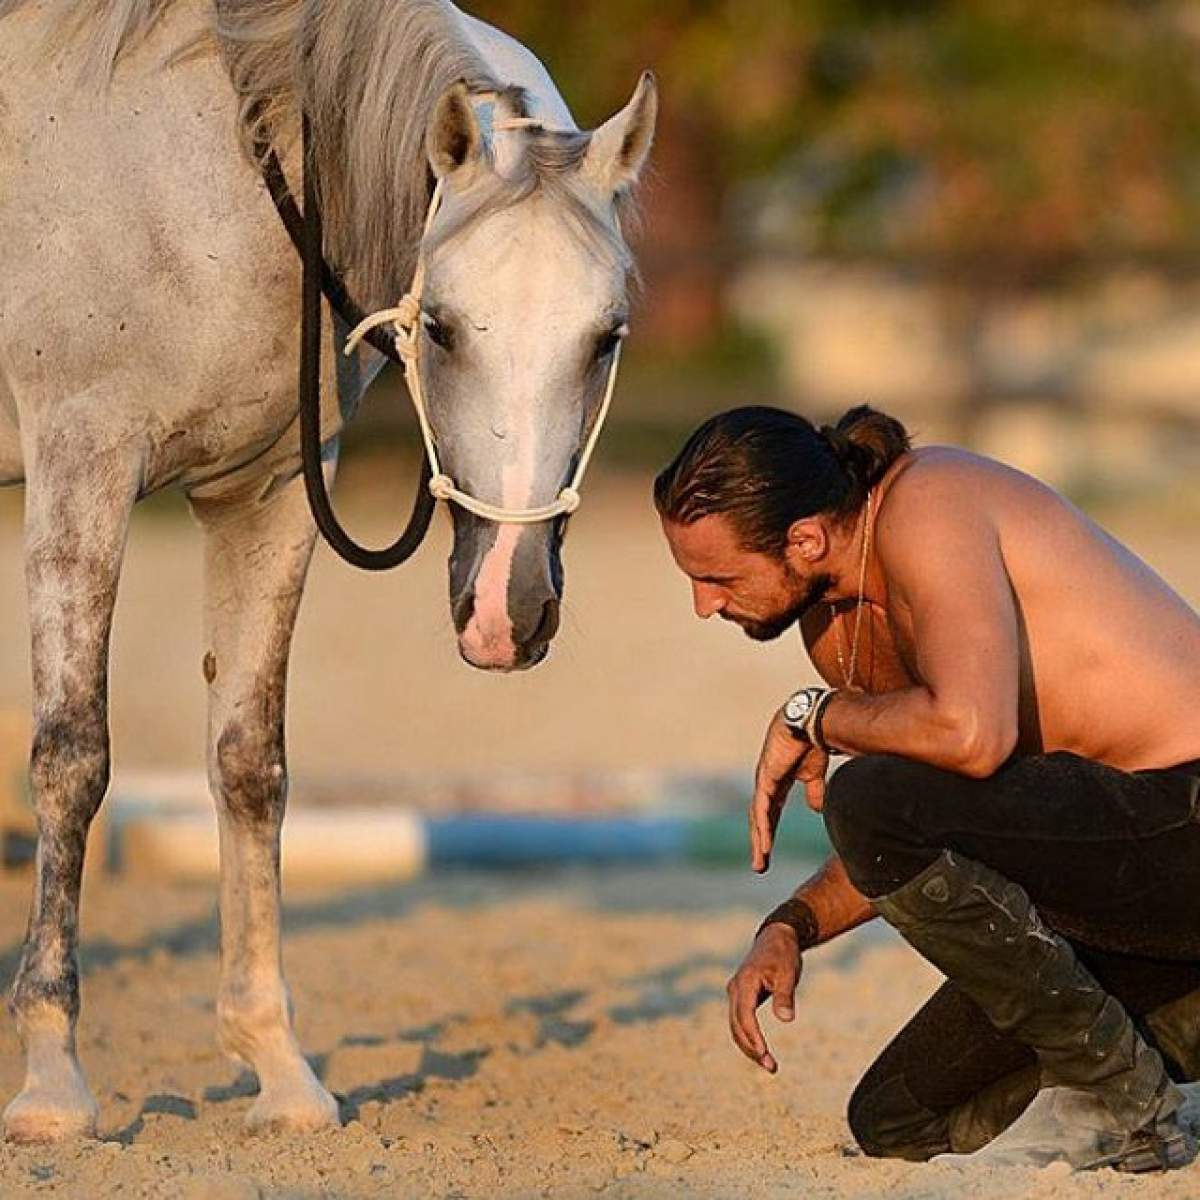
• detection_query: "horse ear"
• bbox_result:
[581,71,658,195]
[427,82,483,178]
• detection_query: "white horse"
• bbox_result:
[0,0,656,1141]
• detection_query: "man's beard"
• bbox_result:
[736,572,834,642]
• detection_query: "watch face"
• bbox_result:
[784,693,812,724]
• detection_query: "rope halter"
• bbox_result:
[342,117,624,526]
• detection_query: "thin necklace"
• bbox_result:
[832,489,874,690]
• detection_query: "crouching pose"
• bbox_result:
[655,405,1200,1172]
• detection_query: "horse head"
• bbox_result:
[414,74,656,672]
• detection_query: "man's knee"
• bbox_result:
[823,755,947,897]
[846,1070,950,1161]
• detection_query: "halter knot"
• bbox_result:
[429,473,456,501]
[393,293,421,334]
[343,295,422,359]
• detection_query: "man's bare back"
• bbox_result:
[806,447,1200,772]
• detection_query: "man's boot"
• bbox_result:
[936,1081,1200,1170]
[945,1064,1041,1155]
[1147,986,1200,1082]
[874,851,1196,1172]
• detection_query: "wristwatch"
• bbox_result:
[777,691,835,744]
[781,686,827,742]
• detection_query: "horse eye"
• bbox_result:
[421,312,454,351]
[595,322,629,361]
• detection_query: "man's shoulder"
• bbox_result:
[875,446,1049,568]
[888,443,1012,491]
[879,445,1045,524]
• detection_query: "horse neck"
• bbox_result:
[452,8,576,131]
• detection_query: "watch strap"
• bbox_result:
[806,688,838,754]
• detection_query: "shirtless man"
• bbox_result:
[654,405,1200,1172]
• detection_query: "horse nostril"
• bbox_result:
[452,589,475,634]
[530,597,560,646]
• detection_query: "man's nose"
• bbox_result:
[692,582,725,619]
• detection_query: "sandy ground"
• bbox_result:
[1,466,1199,1196]
[0,864,1196,1200]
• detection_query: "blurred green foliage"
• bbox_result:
[474,0,1200,278]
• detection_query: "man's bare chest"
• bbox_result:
[803,602,917,694]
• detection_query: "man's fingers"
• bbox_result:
[803,773,826,813]
[727,977,774,1071]
[748,805,766,872]
[750,787,773,872]
[750,715,808,873]
[770,969,799,1023]
[751,766,801,871]
[750,769,783,871]
[726,980,757,1059]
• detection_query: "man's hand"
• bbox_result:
[726,924,802,1073]
[750,710,831,872]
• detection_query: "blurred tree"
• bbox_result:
[472,0,1200,375]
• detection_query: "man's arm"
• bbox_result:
[751,478,1022,869]
[727,855,875,1072]
[821,474,1021,775]
[772,853,877,942]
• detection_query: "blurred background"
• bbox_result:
[469,0,1200,496]
[5,0,1200,848]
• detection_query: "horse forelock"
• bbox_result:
[427,129,637,282]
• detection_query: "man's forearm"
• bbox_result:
[820,685,1013,779]
[763,854,876,948]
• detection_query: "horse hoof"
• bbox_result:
[243,1084,340,1134]
[3,1088,99,1144]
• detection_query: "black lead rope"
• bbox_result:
[260,116,436,571]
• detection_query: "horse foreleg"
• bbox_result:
[191,471,339,1133]
[5,431,139,1143]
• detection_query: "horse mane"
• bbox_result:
[216,0,508,309]
[1,0,634,309]
[426,129,636,283]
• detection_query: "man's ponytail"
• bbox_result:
[821,405,911,508]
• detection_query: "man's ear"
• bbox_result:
[783,517,829,569]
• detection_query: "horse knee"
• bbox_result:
[847,1071,950,1162]
[28,713,110,825]
[213,719,286,825]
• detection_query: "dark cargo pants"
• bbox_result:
[821,751,1200,1160]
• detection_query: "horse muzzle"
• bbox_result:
[448,518,565,672]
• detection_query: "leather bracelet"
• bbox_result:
[755,896,820,950]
